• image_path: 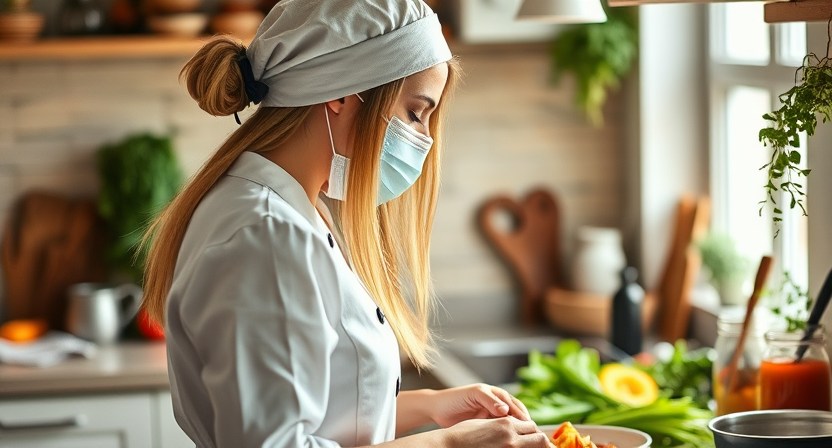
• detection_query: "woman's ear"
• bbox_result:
[325,98,345,115]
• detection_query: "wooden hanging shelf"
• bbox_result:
[608,0,759,6]
[765,0,832,24]
[608,0,832,18]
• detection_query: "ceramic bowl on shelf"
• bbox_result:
[145,0,202,14]
[539,424,651,448]
[211,10,263,40]
[709,410,832,448]
[147,13,207,37]
[0,11,44,42]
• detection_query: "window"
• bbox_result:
[709,5,808,288]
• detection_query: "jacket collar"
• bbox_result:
[227,151,320,228]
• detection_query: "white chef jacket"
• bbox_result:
[165,151,402,448]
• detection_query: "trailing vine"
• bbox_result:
[758,21,832,233]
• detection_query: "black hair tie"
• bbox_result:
[235,51,269,125]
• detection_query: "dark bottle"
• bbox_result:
[611,266,644,356]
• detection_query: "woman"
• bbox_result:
[141,1,550,447]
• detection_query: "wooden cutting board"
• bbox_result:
[1,192,107,330]
[656,195,710,342]
[477,188,561,326]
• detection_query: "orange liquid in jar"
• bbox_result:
[759,358,832,411]
[714,367,759,415]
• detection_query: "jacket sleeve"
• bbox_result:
[179,217,343,448]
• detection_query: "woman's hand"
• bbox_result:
[443,416,551,448]
[429,384,532,428]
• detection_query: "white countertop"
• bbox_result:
[0,341,170,398]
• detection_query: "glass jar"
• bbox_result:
[712,316,763,416]
[759,325,832,411]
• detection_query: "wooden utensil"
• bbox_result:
[656,195,710,341]
[477,188,561,326]
[724,255,774,392]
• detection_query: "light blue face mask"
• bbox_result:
[377,116,434,205]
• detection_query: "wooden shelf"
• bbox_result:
[609,0,832,21]
[765,0,832,24]
[608,0,760,6]
[0,35,218,61]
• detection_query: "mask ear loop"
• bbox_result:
[325,94,364,154]
[323,105,337,157]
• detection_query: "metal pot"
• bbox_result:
[709,409,832,448]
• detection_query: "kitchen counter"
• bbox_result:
[0,326,620,398]
[0,339,469,398]
[0,341,170,397]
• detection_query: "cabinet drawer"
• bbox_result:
[0,393,153,448]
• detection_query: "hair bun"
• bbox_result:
[180,36,249,117]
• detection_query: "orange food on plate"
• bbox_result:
[0,319,48,342]
[550,422,617,448]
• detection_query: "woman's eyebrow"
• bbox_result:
[414,94,436,109]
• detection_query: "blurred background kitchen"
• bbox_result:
[1,0,832,447]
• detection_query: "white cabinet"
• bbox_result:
[153,391,193,448]
[0,391,191,448]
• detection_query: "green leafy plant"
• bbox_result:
[697,233,749,301]
[758,28,832,232]
[97,133,182,282]
[767,271,814,332]
[640,340,714,410]
[550,8,638,126]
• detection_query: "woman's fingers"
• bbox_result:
[510,417,540,435]
[473,385,511,417]
[511,395,532,421]
[518,431,552,447]
[491,386,532,421]
[517,430,552,447]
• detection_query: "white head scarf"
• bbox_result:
[246,0,452,107]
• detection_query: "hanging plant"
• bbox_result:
[549,8,638,126]
[758,23,832,232]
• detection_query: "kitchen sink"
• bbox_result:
[435,329,629,388]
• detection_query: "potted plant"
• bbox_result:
[697,233,751,306]
[548,7,638,126]
[96,133,183,284]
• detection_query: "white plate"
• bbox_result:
[540,424,652,448]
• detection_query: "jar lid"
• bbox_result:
[578,226,622,243]
[717,309,764,336]
[765,324,826,344]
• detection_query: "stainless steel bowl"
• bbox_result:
[709,410,832,448]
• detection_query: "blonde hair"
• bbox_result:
[141,36,461,368]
